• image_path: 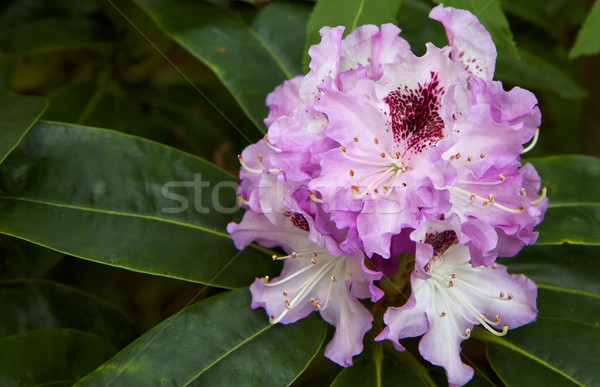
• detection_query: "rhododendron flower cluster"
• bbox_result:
[228,4,548,386]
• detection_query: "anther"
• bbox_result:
[349,169,355,177]
[518,206,524,213]
[452,274,457,279]
[499,174,505,181]
[494,315,500,323]
[467,155,473,162]
[374,137,379,145]
[380,152,386,158]
[455,153,462,160]
[341,145,347,152]
[440,311,447,317]
[531,186,547,205]
[257,154,263,163]
[483,200,488,206]
[448,279,455,288]
[488,194,495,203]
[395,150,401,158]
[311,258,317,264]
[470,193,476,201]
[383,185,389,192]
[402,182,407,187]
[282,290,288,297]
[353,137,359,143]
[285,299,290,306]
[520,188,526,196]
[507,293,513,300]
[291,252,297,259]
[480,153,486,159]
[492,263,498,270]
[465,328,471,337]
[499,291,505,298]
[272,254,278,260]
[330,276,336,282]
[263,276,270,283]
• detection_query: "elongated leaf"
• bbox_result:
[503,244,600,328]
[331,356,429,386]
[134,0,294,132]
[77,288,326,386]
[496,48,587,99]
[527,155,600,245]
[433,0,518,58]
[0,328,116,386]
[481,319,600,386]
[0,94,47,164]
[0,121,277,289]
[0,235,63,279]
[536,205,600,245]
[252,2,312,78]
[0,279,137,346]
[304,0,402,70]
[570,0,600,59]
[529,155,600,206]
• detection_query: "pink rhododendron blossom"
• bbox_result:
[228,207,383,367]
[228,3,547,383]
[376,237,537,386]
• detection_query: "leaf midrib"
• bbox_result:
[183,324,271,385]
[0,195,232,240]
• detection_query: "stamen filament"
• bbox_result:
[238,155,263,174]
[446,186,524,214]
[263,135,282,152]
[530,186,547,205]
[522,128,540,154]
[341,147,392,167]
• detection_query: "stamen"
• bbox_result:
[349,169,355,177]
[480,153,486,159]
[309,191,324,203]
[492,263,498,269]
[282,290,287,297]
[395,150,401,158]
[311,258,317,264]
[374,137,379,145]
[499,174,505,182]
[237,195,249,206]
[341,148,391,167]
[507,293,513,300]
[520,188,527,196]
[530,186,547,205]
[263,276,269,283]
[238,155,263,174]
[522,128,540,154]
[263,135,282,152]
[440,311,447,317]
[257,154,263,163]
[330,276,336,282]
[464,328,471,338]
[353,137,359,143]
[499,291,505,298]
[447,186,525,214]
[380,152,386,158]
[351,166,397,199]
[467,156,473,162]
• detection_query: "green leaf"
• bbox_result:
[252,1,312,78]
[502,244,600,326]
[0,93,47,164]
[496,48,587,99]
[481,319,600,386]
[77,288,326,386]
[433,0,518,58]
[0,328,116,386]
[570,0,600,59]
[304,0,402,71]
[134,0,294,132]
[0,279,138,347]
[0,121,278,289]
[529,155,600,206]
[331,356,429,386]
[500,0,558,38]
[0,235,63,279]
[527,155,600,245]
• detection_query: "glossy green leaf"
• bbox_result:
[331,356,429,386]
[0,328,116,386]
[433,0,518,58]
[496,48,587,99]
[0,121,277,289]
[77,288,326,386]
[0,94,47,164]
[529,155,600,206]
[536,206,600,245]
[0,279,138,346]
[481,319,600,386]
[527,155,600,245]
[570,0,600,58]
[252,2,312,78]
[304,0,402,71]
[0,235,63,279]
[134,0,294,132]
[503,244,600,326]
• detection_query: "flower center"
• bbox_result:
[265,250,344,324]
